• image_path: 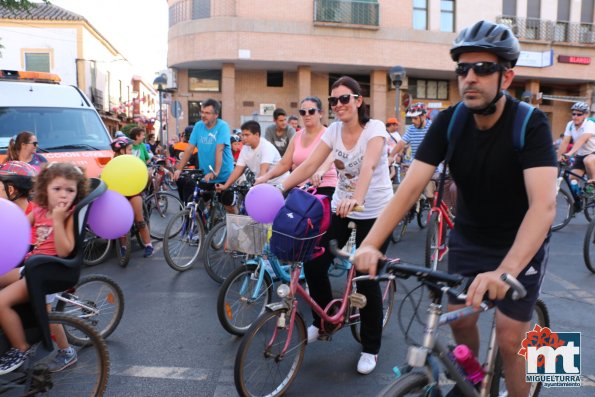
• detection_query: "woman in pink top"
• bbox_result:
[257,96,340,344]
[256,96,336,195]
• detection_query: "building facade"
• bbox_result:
[0,3,157,134]
[165,0,595,137]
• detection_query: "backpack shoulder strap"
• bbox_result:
[446,101,469,163]
[513,101,535,151]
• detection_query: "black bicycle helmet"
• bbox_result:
[0,161,37,199]
[450,20,520,67]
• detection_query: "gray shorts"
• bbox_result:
[447,229,549,322]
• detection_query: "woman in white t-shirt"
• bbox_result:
[279,76,392,375]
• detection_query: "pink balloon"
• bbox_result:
[0,199,31,275]
[88,190,134,239]
[245,184,285,224]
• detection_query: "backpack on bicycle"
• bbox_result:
[270,188,331,262]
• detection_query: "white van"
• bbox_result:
[0,70,113,177]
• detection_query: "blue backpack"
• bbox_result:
[270,188,331,262]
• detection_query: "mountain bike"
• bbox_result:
[553,157,595,231]
[163,169,226,271]
[376,260,549,397]
[53,274,125,342]
[233,227,396,397]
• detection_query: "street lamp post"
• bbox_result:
[388,66,406,122]
[152,74,168,147]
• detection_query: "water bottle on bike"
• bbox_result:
[452,344,484,385]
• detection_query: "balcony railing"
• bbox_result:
[497,15,595,44]
[314,0,379,27]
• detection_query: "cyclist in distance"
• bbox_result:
[354,20,557,397]
[389,102,430,165]
[556,101,595,181]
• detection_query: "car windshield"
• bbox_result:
[0,107,111,153]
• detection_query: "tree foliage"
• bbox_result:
[0,1,49,10]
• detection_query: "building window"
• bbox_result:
[24,52,50,72]
[413,0,428,30]
[314,0,379,26]
[503,0,517,16]
[192,0,210,19]
[267,71,284,88]
[188,70,221,92]
[440,0,454,32]
[188,101,202,125]
[409,79,449,100]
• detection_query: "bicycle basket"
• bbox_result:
[269,230,325,263]
[225,214,269,255]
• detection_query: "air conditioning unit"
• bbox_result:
[158,69,177,90]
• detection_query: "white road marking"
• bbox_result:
[115,365,209,381]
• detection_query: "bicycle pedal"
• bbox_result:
[349,293,367,309]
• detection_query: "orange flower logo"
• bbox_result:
[518,325,566,367]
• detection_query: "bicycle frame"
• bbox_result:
[430,192,455,243]
[54,293,100,320]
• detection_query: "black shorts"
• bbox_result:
[447,229,549,322]
[572,155,588,172]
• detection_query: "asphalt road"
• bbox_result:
[84,214,595,396]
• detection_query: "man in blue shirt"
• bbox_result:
[389,102,431,164]
[174,99,234,183]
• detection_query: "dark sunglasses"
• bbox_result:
[299,108,319,116]
[328,94,360,107]
[455,62,504,77]
[572,112,585,117]
[27,141,39,147]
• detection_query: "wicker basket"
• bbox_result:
[225,214,269,255]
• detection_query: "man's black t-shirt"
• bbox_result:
[415,96,556,247]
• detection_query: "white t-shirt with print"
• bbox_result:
[564,119,595,156]
[321,119,392,219]
[237,137,289,184]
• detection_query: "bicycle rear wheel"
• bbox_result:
[234,309,306,397]
[425,212,441,270]
[146,192,184,240]
[583,196,595,222]
[489,298,550,397]
[391,218,408,244]
[83,230,112,267]
[583,218,595,273]
[204,222,247,283]
[552,189,573,231]
[115,233,131,267]
[43,313,110,396]
[350,278,395,343]
[378,372,431,396]
[417,198,430,229]
[55,274,125,341]
[217,264,274,336]
[163,209,205,271]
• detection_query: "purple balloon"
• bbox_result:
[88,190,134,239]
[0,199,31,275]
[245,184,285,224]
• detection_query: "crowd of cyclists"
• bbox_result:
[1,18,593,396]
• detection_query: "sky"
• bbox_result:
[48,0,168,82]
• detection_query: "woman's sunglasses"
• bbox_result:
[328,94,360,107]
[27,141,39,147]
[299,108,319,116]
[572,112,585,117]
[455,62,504,77]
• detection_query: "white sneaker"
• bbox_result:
[307,325,320,344]
[357,352,378,374]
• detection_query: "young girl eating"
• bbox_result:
[0,162,88,374]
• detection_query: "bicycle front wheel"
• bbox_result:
[584,196,595,223]
[234,309,306,397]
[83,230,112,267]
[55,274,125,341]
[583,218,595,273]
[378,372,431,396]
[217,264,274,336]
[425,212,441,270]
[204,222,247,283]
[552,189,573,231]
[163,209,205,272]
[146,192,184,240]
[489,298,550,397]
[350,278,395,343]
[44,313,110,396]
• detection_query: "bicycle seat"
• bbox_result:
[17,178,107,350]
